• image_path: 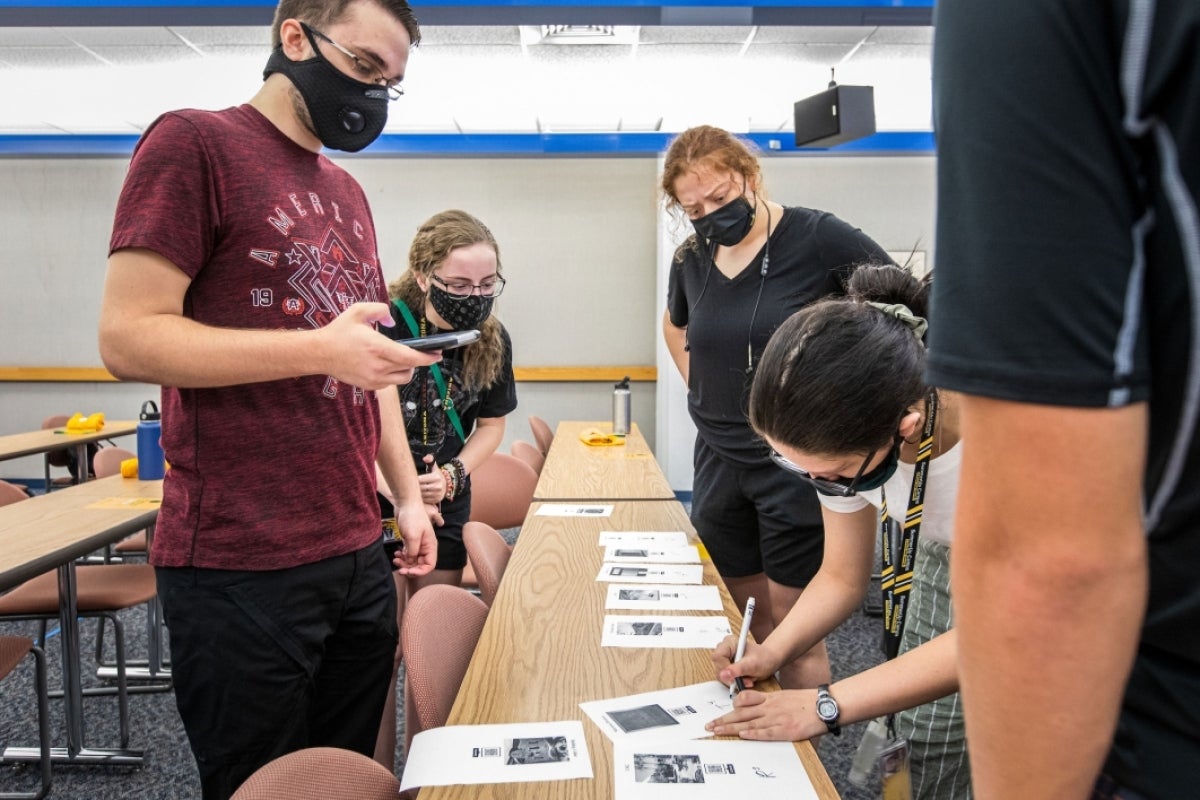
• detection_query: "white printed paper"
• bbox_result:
[398,721,593,792]
[535,504,614,517]
[606,584,723,611]
[601,615,732,649]
[613,739,818,799]
[596,563,705,585]
[580,681,734,742]
[603,545,701,564]
[598,531,690,548]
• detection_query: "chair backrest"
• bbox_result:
[510,439,544,475]
[402,585,489,755]
[463,521,512,607]
[230,746,399,800]
[93,447,135,479]
[468,452,538,531]
[528,415,554,456]
[0,480,30,507]
[41,414,71,468]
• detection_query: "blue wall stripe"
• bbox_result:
[0,130,934,157]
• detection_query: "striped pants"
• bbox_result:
[894,538,973,799]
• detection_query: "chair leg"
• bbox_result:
[106,613,130,749]
[0,645,53,800]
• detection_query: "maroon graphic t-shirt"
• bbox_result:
[110,105,384,570]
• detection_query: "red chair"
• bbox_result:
[92,448,148,558]
[468,452,538,532]
[40,414,77,491]
[463,521,512,607]
[230,746,399,800]
[510,439,545,475]
[402,585,489,758]
[0,635,51,799]
[527,415,554,456]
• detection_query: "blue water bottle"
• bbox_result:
[137,400,165,480]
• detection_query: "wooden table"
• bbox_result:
[0,420,138,484]
[0,474,162,766]
[419,500,839,799]
[534,421,676,502]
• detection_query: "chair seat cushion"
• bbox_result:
[0,564,157,615]
[0,635,34,678]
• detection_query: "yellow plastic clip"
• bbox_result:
[578,427,625,447]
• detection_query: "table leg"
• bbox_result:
[57,561,84,757]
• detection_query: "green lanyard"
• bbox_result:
[391,299,466,444]
[878,389,938,660]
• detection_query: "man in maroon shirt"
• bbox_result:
[98,1,436,796]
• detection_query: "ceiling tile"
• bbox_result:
[57,26,181,46]
[637,26,752,45]
[418,25,521,46]
[90,45,203,66]
[867,26,934,45]
[753,26,874,44]
[0,46,106,68]
[169,26,271,47]
[0,28,72,46]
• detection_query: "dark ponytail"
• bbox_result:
[749,263,930,456]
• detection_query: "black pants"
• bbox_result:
[156,542,399,800]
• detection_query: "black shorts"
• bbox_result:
[379,489,471,571]
[690,437,824,587]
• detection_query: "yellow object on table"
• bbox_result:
[65,412,106,433]
[119,458,139,478]
[578,427,625,447]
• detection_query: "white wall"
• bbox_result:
[0,151,934,487]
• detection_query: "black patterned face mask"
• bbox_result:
[691,195,755,246]
[262,25,389,152]
[428,283,494,330]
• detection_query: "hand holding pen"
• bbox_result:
[729,596,755,698]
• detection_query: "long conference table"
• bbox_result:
[0,421,138,484]
[419,422,839,799]
[533,421,676,502]
[0,474,162,766]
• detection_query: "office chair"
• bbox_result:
[510,439,545,475]
[402,585,489,758]
[468,452,538,532]
[0,636,52,799]
[230,747,399,800]
[463,521,512,607]
[527,415,554,456]
[92,448,149,558]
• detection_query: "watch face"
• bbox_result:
[817,697,837,720]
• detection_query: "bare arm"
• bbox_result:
[99,248,437,389]
[709,631,959,740]
[953,398,1147,798]
[415,415,507,506]
[715,504,876,684]
[662,309,689,385]
[377,384,437,576]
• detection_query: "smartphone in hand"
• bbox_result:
[397,330,481,351]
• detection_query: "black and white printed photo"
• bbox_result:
[617,588,660,601]
[504,736,571,765]
[606,704,681,733]
[616,621,663,636]
[633,753,705,784]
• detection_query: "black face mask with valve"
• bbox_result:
[263,27,389,152]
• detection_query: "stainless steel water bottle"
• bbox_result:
[612,376,631,436]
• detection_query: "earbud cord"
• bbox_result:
[745,201,772,372]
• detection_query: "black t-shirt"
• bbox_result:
[929,0,1200,793]
[384,300,518,477]
[667,206,892,465]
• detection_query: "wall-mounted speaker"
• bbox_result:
[793,84,876,148]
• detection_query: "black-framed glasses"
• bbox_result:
[430,274,506,299]
[302,23,404,100]
[769,446,878,498]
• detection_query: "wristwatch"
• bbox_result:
[815,684,841,736]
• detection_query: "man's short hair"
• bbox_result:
[270,0,420,50]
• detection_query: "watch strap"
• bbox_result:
[816,683,842,736]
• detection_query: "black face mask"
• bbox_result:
[428,283,494,331]
[263,27,389,153]
[691,195,756,247]
[846,439,902,494]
